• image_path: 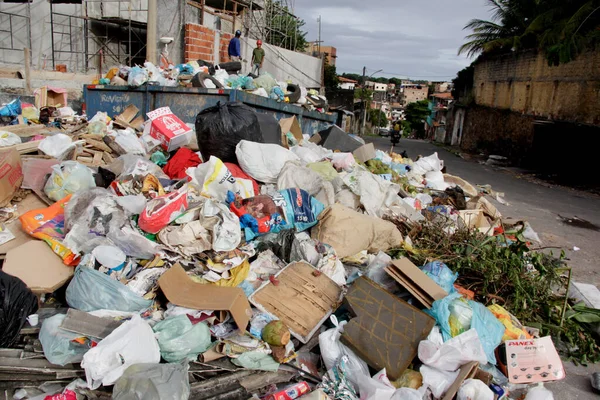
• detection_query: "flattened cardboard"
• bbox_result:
[0,149,24,206]
[60,308,122,339]
[308,133,321,144]
[248,261,343,343]
[3,240,74,293]
[279,116,303,148]
[441,361,479,400]
[385,258,447,308]
[158,263,251,331]
[353,143,376,163]
[459,209,493,235]
[114,104,144,131]
[340,277,435,380]
[505,337,565,384]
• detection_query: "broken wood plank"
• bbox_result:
[85,138,112,153]
[101,152,114,164]
[77,156,93,163]
[103,135,126,155]
[60,309,122,339]
[92,152,103,166]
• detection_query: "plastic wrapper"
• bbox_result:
[253,73,278,93]
[420,365,459,399]
[38,134,78,159]
[127,66,149,86]
[365,251,396,292]
[138,186,188,234]
[421,260,458,294]
[418,328,487,372]
[110,154,169,180]
[81,315,160,389]
[0,270,38,348]
[320,357,359,400]
[235,140,300,183]
[277,161,335,207]
[487,304,532,341]
[331,152,356,170]
[112,362,190,400]
[44,161,96,202]
[66,266,153,313]
[187,156,255,201]
[153,315,211,362]
[342,165,401,218]
[39,314,91,366]
[199,199,242,252]
[457,379,494,400]
[114,129,146,156]
[0,130,21,147]
[228,188,324,241]
[195,102,263,163]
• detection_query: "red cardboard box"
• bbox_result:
[147,107,192,151]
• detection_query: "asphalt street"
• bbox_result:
[365,136,600,399]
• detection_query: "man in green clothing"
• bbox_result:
[252,40,265,76]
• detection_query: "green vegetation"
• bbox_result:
[324,61,339,89]
[459,0,600,65]
[265,0,308,52]
[404,100,430,138]
[369,109,388,128]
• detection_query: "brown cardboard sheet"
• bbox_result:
[385,258,447,308]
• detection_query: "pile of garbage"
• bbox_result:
[96,60,328,112]
[0,100,595,400]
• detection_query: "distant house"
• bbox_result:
[338,76,358,90]
[427,92,454,142]
[365,81,388,91]
[399,84,429,105]
[432,81,452,93]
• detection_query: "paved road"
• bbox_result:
[366,137,600,399]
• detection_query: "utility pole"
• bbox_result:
[317,15,321,55]
[361,66,367,136]
[146,0,157,64]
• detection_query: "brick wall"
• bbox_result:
[473,50,600,126]
[184,24,215,63]
[219,32,233,63]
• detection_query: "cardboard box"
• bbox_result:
[249,261,343,343]
[385,258,447,308]
[353,143,376,163]
[114,104,144,132]
[279,116,303,148]
[146,107,192,152]
[505,336,565,384]
[0,149,23,206]
[459,209,493,235]
[3,240,74,294]
[34,86,68,108]
[340,277,435,380]
[158,263,251,331]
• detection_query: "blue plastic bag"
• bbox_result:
[152,315,212,362]
[0,98,22,118]
[427,293,504,364]
[390,162,411,176]
[176,64,194,75]
[421,261,458,294]
[66,266,153,313]
[39,314,91,366]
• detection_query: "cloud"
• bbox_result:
[292,0,491,80]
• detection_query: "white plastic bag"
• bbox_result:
[418,328,487,372]
[331,152,356,170]
[38,133,80,159]
[81,314,160,389]
[425,170,448,190]
[355,369,395,400]
[202,199,241,252]
[420,365,459,399]
[0,131,21,147]
[214,67,229,86]
[187,156,255,201]
[290,145,323,164]
[319,315,370,389]
[524,384,554,400]
[235,140,299,183]
[457,379,494,400]
[44,161,96,201]
[277,161,335,207]
[114,129,146,156]
[390,388,423,400]
[342,165,402,218]
[410,152,443,177]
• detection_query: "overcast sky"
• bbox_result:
[293,0,492,81]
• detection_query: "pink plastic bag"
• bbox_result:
[138,187,188,234]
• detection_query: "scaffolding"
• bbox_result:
[244,0,302,51]
[49,0,148,73]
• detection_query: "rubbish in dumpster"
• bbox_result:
[264,381,310,400]
[262,320,291,346]
[236,140,300,183]
[3,240,74,293]
[112,361,190,400]
[249,261,343,343]
[152,314,212,362]
[59,308,122,339]
[503,336,565,384]
[385,258,447,308]
[158,263,251,330]
[353,143,376,163]
[39,314,92,366]
[341,276,435,380]
[0,149,23,206]
[0,270,39,347]
[146,106,192,151]
[279,116,303,148]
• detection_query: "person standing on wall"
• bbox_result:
[252,40,265,76]
[228,30,242,62]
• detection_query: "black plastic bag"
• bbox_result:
[195,102,263,163]
[0,270,38,347]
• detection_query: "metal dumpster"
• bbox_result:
[83,85,336,135]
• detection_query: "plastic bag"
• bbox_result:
[0,98,21,117]
[365,251,397,292]
[38,133,78,159]
[342,165,401,218]
[235,140,300,183]
[457,379,494,400]
[195,102,263,163]
[524,384,554,400]
[421,261,458,294]
[331,153,356,170]
[290,145,323,164]
[0,130,21,147]
[39,314,90,366]
[418,328,487,372]
[153,315,212,362]
[228,188,324,241]
[319,316,370,390]
[214,68,229,86]
[410,152,443,177]
[66,266,153,313]
[44,161,96,201]
[187,156,255,201]
[253,73,278,93]
[81,315,160,389]
[127,66,149,87]
[114,129,146,156]
[138,186,189,234]
[487,304,532,341]
[201,199,241,252]
[112,362,190,400]
[0,270,38,348]
[420,365,459,399]
[277,161,335,207]
[110,154,169,180]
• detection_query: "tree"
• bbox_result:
[404,100,430,138]
[341,73,362,84]
[324,61,339,89]
[389,77,402,86]
[369,109,388,128]
[265,0,309,52]
[458,0,600,65]
[452,64,475,104]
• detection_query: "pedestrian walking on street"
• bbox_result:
[228,30,242,62]
[252,40,265,76]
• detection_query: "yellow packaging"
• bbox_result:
[488,304,532,341]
